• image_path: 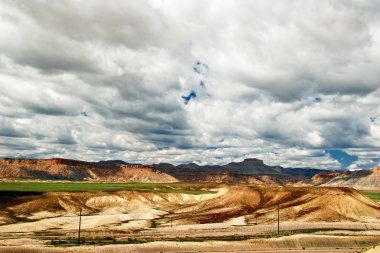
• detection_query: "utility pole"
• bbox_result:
[77,208,82,246]
[277,202,280,234]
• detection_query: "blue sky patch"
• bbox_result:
[193,61,209,74]
[80,111,88,117]
[182,90,197,104]
[325,149,358,169]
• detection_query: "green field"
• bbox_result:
[0,182,214,195]
[362,191,380,203]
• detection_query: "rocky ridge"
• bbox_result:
[0,158,177,183]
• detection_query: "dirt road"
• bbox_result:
[211,251,357,253]
[1,234,379,253]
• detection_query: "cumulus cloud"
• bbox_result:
[0,0,379,169]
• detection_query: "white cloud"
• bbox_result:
[0,0,379,169]
[347,163,362,171]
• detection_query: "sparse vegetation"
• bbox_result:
[150,220,157,228]
[0,182,214,195]
[48,237,147,247]
[47,232,298,247]
[362,192,380,203]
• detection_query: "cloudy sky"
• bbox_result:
[1,0,380,169]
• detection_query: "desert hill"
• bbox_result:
[311,171,341,185]
[0,185,378,228]
[321,166,380,191]
[0,158,177,183]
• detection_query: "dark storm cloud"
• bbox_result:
[318,118,370,148]
[0,119,26,138]
[0,136,37,150]
[26,104,70,116]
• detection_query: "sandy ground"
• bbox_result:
[1,222,380,252]
[210,251,357,253]
[209,251,359,253]
[130,221,380,240]
[364,244,380,253]
[0,234,378,253]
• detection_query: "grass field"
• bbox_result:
[362,191,380,203]
[0,182,214,195]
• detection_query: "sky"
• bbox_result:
[0,0,380,170]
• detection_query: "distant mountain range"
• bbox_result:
[98,160,130,165]
[1,157,378,190]
[153,158,326,183]
[0,157,324,184]
[103,158,380,190]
